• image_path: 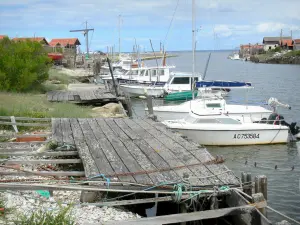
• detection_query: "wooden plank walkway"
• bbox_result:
[47,89,117,103]
[52,118,240,187]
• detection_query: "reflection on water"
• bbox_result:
[130,51,300,223]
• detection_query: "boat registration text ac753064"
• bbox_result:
[233,134,260,139]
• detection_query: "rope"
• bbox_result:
[88,174,110,187]
[267,206,300,225]
[173,183,188,203]
[163,0,180,46]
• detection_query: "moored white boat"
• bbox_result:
[162,114,290,146]
[119,84,165,97]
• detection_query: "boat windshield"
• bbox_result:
[206,103,221,108]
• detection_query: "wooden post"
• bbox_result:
[180,203,187,225]
[246,173,252,196]
[124,95,133,118]
[255,175,267,200]
[252,192,267,216]
[146,95,157,121]
[107,57,119,97]
[146,95,154,115]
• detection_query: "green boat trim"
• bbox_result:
[164,91,198,101]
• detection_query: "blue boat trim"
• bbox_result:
[196,80,252,88]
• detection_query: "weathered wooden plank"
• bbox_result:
[77,119,115,177]
[68,91,75,101]
[87,196,175,207]
[0,121,50,127]
[95,118,136,183]
[52,118,63,143]
[130,119,205,184]
[105,118,130,140]
[0,141,47,147]
[103,119,152,184]
[0,116,51,122]
[143,119,199,150]
[61,118,75,145]
[0,151,78,156]
[47,91,54,101]
[62,92,69,102]
[69,118,99,177]
[132,139,178,182]
[112,118,166,183]
[113,118,139,140]
[122,118,153,139]
[131,119,223,186]
[2,159,82,164]
[51,91,60,102]
[105,206,255,225]
[0,171,85,176]
[0,133,50,138]
[0,148,34,152]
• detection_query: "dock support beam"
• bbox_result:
[241,172,252,196]
[146,95,157,121]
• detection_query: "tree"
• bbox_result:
[0,37,51,92]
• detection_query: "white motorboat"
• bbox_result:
[151,94,272,121]
[119,84,165,97]
[149,81,266,121]
[162,114,291,146]
[120,72,203,98]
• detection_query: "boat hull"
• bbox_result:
[120,85,165,97]
[153,110,271,122]
[167,127,289,146]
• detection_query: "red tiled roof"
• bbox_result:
[12,37,49,45]
[0,35,8,39]
[280,39,293,47]
[294,39,300,44]
[240,45,251,49]
[49,38,81,47]
[240,44,264,49]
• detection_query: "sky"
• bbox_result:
[1,0,300,52]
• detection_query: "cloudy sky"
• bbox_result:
[1,0,300,52]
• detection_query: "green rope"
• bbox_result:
[173,183,188,203]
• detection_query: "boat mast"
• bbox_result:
[192,0,196,99]
[118,15,121,57]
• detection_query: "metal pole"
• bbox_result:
[118,15,121,56]
[86,21,89,58]
[192,0,195,99]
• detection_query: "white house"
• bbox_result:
[262,37,292,51]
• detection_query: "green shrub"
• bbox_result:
[0,37,51,92]
[285,50,300,57]
[48,69,71,84]
[269,46,281,53]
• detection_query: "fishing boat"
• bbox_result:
[162,113,292,146]
[119,83,165,97]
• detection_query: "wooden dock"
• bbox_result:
[52,117,240,187]
[47,89,117,103]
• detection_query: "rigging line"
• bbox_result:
[163,0,180,46]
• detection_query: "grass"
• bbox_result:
[48,69,72,85]
[0,92,93,119]
[17,205,75,225]
[285,50,300,57]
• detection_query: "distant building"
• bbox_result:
[0,35,8,40]
[12,37,49,45]
[262,37,292,51]
[240,43,264,58]
[279,39,294,50]
[293,39,300,51]
[49,38,81,49]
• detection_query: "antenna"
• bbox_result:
[118,15,121,56]
[70,21,94,58]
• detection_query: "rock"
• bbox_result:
[51,80,61,84]
[91,103,126,118]
[276,220,291,225]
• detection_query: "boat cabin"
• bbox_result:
[118,66,175,83]
[164,73,202,92]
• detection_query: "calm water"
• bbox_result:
[131,51,300,223]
